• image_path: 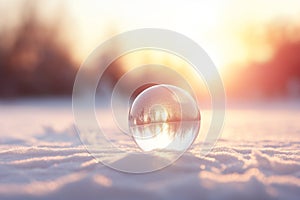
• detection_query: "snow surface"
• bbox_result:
[0,99,300,200]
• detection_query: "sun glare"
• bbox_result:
[62,0,300,75]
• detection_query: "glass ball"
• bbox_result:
[128,85,200,151]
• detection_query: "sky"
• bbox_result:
[64,0,300,70]
[1,0,300,71]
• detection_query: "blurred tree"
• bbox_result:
[0,2,77,97]
[225,22,300,99]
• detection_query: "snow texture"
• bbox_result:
[0,99,299,200]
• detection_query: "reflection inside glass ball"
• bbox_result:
[128,85,200,152]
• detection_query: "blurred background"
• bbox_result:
[0,0,300,101]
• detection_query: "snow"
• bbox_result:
[0,99,299,200]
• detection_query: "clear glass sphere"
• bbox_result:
[128,85,200,152]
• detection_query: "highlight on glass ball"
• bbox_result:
[128,84,201,152]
